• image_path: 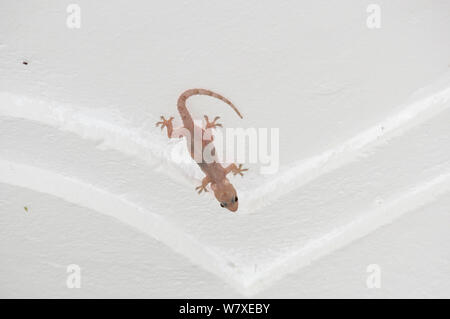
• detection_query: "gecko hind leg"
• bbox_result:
[204,115,222,129]
[156,115,176,138]
[156,116,188,139]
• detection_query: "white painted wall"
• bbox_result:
[1,0,449,297]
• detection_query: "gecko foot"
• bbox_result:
[232,164,248,177]
[204,115,222,129]
[156,116,174,131]
[195,184,209,194]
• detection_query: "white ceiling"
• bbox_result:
[1,0,450,297]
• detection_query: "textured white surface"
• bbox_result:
[257,194,450,298]
[1,0,450,297]
[0,184,238,298]
[1,184,449,298]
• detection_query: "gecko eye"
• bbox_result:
[234,196,238,202]
[220,202,227,208]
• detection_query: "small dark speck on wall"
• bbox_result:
[22,61,28,65]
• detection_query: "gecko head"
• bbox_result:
[211,179,239,212]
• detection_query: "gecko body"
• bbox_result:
[156,89,247,212]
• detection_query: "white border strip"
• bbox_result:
[0,159,244,293]
[1,80,450,294]
[1,159,449,296]
[1,83,450,214]
[240,84,450,213]
[243,172,450,294]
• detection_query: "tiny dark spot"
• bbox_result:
[22,61,28,65]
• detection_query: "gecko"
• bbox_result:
[156,89,248,212]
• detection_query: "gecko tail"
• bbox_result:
[177,88,243,120]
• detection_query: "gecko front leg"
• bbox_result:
[225,163,248,177]
[195,176,211,194]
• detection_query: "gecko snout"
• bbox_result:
[220,196,239,212]
[213,181,239,212]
